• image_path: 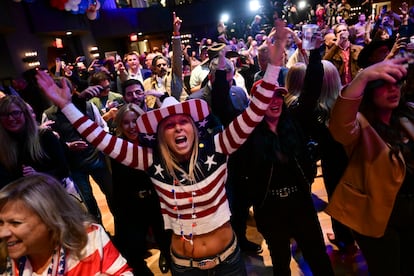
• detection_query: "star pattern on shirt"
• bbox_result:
[198,118,208,128]
[204,154,217,171]
[144,134,155,141]
[154,164,165,179]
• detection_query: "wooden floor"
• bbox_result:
[93,166,369,275]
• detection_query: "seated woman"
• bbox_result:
[0,173,132,275]
[36,21,289,275]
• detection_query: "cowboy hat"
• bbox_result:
[199,43,227,66]
[357,39,394,68]
[136,97,210,135]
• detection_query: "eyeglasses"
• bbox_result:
[0,110,23,119]
[156,63,168,68]
[126,90,145,97]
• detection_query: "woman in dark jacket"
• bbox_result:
[289,39,355,252]
[0,95,70,187]
[211,49,333,276]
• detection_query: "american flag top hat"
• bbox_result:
[136,97,211,135]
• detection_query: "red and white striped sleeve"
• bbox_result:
[67,224,133,275]
[214,64,281,155]
[61,103,152,170]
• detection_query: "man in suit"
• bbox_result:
[119,51,151,85]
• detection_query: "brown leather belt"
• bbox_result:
[171,235,238,270]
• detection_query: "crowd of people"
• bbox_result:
[0,1,414,275]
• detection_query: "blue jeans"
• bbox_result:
[170,245,247,276]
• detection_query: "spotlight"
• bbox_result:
[249,0,260,12]
[298,0,307,10]
[220,13,230,23]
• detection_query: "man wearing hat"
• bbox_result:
[357,38,396,69]
[189,43,226,93]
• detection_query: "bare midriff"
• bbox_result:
[171,221,233,258]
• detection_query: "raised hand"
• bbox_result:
[342,57,408,99]
[267,19,290,66]
[40,119,55,130]
[22,165,37,176]
[79,85,103,100]
[287,28,303,49]
[173,12,182,35]
[359,58,408,86]
[36,70,72,109]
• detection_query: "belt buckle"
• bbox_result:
[279,188,289,198]
[197,258,217,270]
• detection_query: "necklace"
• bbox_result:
[172,178,197,245]
[7,246,66,276]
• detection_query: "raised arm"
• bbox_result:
[340,58,407,99]
[214,21,289,155]
[291,32,325,125]
[36,70,72,109]
[36,70,152,171]
[329,58,408,146]
[171,12,184,101]
[210,49,240,127]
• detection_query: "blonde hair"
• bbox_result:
[0,173,93,259]
[114,103,144,138]
[317,60,342,126]
[285,62,307,107]
[157,115,201,182]
[0,96,46,172]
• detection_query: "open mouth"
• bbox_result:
[270,105,280,111]
[175,136,187,145]
[7,240,20,248]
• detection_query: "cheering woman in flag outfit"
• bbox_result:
[36,20,288,276]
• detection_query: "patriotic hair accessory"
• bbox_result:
[136,97,210,135]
